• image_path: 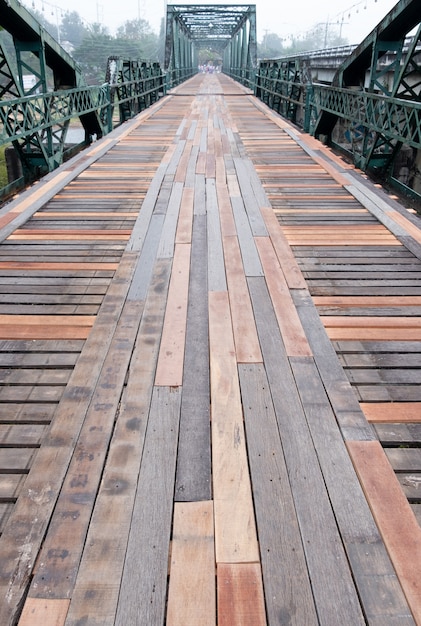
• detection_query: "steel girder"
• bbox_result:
[105,57,164,124]
[164,4,256,86]
[0,0,102,179]
[314,0,421,179]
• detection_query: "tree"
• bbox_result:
[60,11,88,48]
[116,18,153,40]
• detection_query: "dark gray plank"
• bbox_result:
[115,386,181,626]
[290,355,414,624]
[248,276,366,625]
[206,178,227,291]
[175,215,211,501]
[238,363,317,626]
[291,288,376,441]
[231,196,264,277]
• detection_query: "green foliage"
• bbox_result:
[60,11,88,48]
[0,146,8,188]
[69,19,160,84]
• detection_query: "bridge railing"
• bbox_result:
[0,85,110,145]
[253,65,421,202]
[0,73,167,200]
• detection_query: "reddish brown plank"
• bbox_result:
[18,599,70,625]
[166,501,215,626]
[155,243,191,386]
[347,440,421,623]
[223,235,262,363]
[255,236,312,357]
[360,403,421,423]
[217,563,266,626]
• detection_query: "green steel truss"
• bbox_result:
[0,0,165,191]
[164,5,256,88]
[254,0,421,200]
[313,0,421,183]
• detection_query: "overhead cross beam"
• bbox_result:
[164,4,257,85]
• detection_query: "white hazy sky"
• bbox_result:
[23,0,399,45]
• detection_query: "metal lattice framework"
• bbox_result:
[254,0,421,200]
[314,0,421,177]
[164,4,256,87]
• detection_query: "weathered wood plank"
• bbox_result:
[290,356,414,624]
[347,440,421,624]
[0,252,137,625]
[208,291,259,563]
[27,299,144,599]
[223,235,262,363]
[238,363,318,625]
[206,179,227,291]
[292,289,376,441]
[115,386,181,626]
[175,188,194,244]
[248,276,366,624]
[255,237,312,357]
[166,501,216,626]
[155,243,191,387]
[175,216,211,501]
[65,260,172,626]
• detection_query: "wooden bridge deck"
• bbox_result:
[0,72,420,625]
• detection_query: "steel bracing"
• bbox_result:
[164,4,256,88]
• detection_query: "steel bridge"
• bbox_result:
[0,3,420,625]
[0,0,421,202]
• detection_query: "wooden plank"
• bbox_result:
[223,235,262,363]
[18,598,70,626]
[0,474,25,499]
[361,402,421,423]
[230,196,264,277]
[255,236,312,357]
[127,215,164,302]
[238,363,318,625]
[175,216,211,502]
[208,291,259,563]
[166,501,216,626]
[65,260,172,626]
[347,440,421,624]
[0,250,139,624]
[28,299,145,599]
[157,181,184,258]
[155,243,191,387]
[291,289,380,441]
[175,188,193,244]
[325,327,421,341]
[233,158,268,236]
[206,179,227,291]
[260,205,307,289]
[217,563,266,626]
[290,356,414,624]
[115,386,181,626]
[248,276,367,624]
[384,447,421,471]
